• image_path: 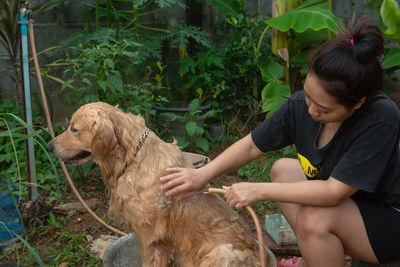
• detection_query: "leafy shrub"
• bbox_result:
[160,98,218,152]
[58,36,155,115]
[0,101,62,200]
[178,14,276,126]
[51,0,210,116]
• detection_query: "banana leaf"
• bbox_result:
[260,61,284,82]
[382,48,400,69]
[296,0,329,10]
[261,80,291,117]
[266,7,342,34]
[380,0,400,39]
[205,0,242,16]
[292,28,330,50]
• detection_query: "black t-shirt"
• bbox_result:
[251,90,400,208]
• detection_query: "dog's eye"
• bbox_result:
[70,127,78,133]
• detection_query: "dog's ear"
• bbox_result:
[91,122,118,160]
[107,111,133,154]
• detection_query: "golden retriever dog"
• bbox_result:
[47,102,266,266]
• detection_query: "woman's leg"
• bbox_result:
[269,158,305,231]
[296,199,378,266]
[270,158,378,267]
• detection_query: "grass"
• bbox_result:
[0,224,45,267]
[1,214,103,266]
[0,171,109,266]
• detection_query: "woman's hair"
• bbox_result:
[308,17,384,108]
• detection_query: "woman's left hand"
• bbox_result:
[222,183,260,209]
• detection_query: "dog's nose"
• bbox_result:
[47,143,54,153]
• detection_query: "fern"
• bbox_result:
[61,28,137,47]
[155,0,186,9]
[168,24,210,50]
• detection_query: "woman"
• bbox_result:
[160,17,400,266]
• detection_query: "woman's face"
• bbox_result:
[303,73,364,124]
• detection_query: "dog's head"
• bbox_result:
[47,102,144,165]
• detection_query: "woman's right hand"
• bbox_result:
[160,167,209,200]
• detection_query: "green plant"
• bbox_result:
[161,98,217,152]
[48,0,210,112]
[202,0,342,119]
[268,0,335,82]
[202,0,243,16]
[237,147,296,183]
[0,223,45,266]
[47,212,63,229]
[0,101,63,201]
[45,231,102,265]
[179,46,225,103]
[379,0,400,70]
[1,214,102,266]
[179,13,275,125]
[259,0,342,116]
[58,37,156,117]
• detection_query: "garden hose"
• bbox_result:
[208,188,267,267]
[28,20,268,266]
[28,19,126,236]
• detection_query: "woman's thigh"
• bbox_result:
[297,198,378,263]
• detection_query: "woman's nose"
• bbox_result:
[308,102,320,117]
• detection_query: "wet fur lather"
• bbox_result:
[47,102,263,266]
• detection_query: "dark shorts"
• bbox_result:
[354,199,400,263]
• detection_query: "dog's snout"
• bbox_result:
[47,143,54,153]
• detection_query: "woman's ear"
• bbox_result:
[353,97,366,110]
[91,122,117,160]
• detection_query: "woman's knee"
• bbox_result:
[296,205,330,239]
[270,158,304,183]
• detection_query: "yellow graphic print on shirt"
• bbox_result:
[297,153,320,178]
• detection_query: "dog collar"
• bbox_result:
[134,128,150,157]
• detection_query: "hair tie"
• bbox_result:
[350,38,354,46]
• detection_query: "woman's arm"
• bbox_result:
[223,177,359,208]
[160,134,264,199]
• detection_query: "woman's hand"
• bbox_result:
[222,183,261,209]
[160,167,208,200]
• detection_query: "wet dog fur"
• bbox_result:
[47,102,262,266]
